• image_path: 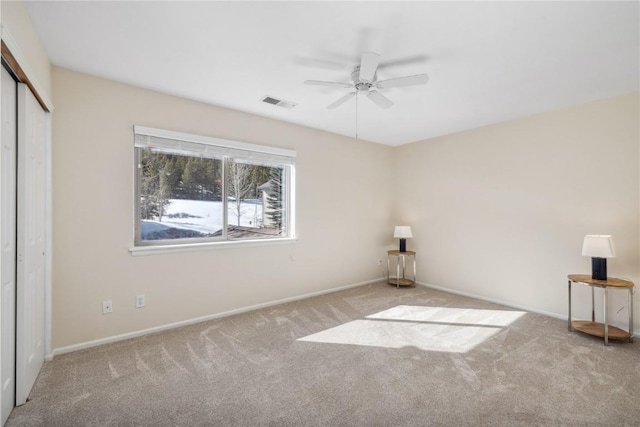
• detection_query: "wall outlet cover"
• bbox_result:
[102,300,113,314]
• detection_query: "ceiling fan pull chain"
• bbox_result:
[355,92,359,140]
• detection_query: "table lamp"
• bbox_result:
[582,235,615,280]
[394,226,412,252]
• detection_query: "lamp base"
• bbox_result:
[399,238,406,252]
[591,257,607,280]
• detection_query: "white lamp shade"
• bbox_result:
[394,226,413,239]
[582,235,616,258]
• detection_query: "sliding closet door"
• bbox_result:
[15,82,46,406]
[1,67,17,423]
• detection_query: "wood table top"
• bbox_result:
[568,274,634,288]
[388,250,416,255]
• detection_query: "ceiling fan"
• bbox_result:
[304,52,429,110]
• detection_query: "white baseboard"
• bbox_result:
[416,281,566,320]
[416,281,638,339]
[47,278,379,360]
[47,277,635,360]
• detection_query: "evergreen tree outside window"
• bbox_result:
[134,126,295,246]
[266,166,284,230]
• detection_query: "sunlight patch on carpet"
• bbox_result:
[367,305,525,327]
[297,306,526,353]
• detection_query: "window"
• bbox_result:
[134,126,295,247]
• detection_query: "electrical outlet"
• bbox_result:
[136,294,145,308]
[102,300,113,314]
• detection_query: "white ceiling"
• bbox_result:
[24,1,639,146]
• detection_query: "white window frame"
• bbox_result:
[130,126,296,255]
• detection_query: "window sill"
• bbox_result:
[129,237,297,257]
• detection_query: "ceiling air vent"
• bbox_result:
[261,95,297,109]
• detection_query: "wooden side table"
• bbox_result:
[387,250,416,287]
[567,274,635,345]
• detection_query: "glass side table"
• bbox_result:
[387,250,416,287]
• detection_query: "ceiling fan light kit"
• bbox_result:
[305,51,429,110]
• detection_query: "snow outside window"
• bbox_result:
[134,126,295,247]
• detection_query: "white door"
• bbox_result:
[15,83,46,406]
[1,67,17,423]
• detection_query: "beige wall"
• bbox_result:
[395,93,640,331]
[50,68,640,351]
[0,0,52,105]
[51,67,394,350]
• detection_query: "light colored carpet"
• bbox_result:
[7,282,640,426]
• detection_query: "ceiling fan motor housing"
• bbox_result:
[351,66,376,91]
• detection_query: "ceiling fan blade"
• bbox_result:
[359,52,381,82]
[367,91,394,109]
[377,54,430,70]
[375,74,429,89]
[304,80,353,88]
[327,92,356,109]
